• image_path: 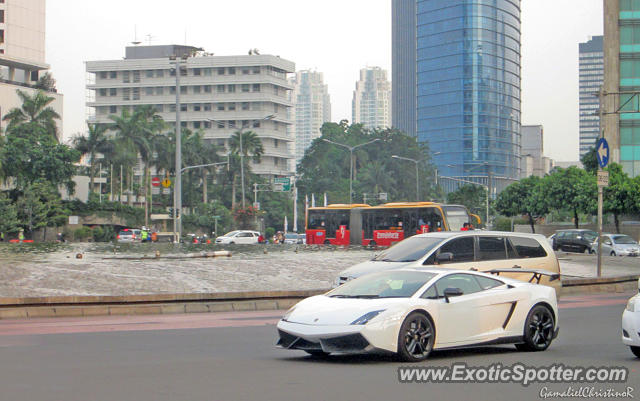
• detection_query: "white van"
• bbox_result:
[336,231,560,289]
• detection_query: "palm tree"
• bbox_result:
[72,123,113,194]
[228,130,264,208]
[2,89,61,138]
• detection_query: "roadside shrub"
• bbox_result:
[74,226,92,241]
[265,227,275,240]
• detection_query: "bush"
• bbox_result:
[74,226,92,241]
[493,217,512,232]
[265,227,275,240]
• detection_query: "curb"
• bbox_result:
[1,275,638,320]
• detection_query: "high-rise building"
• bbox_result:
[603,1,640,176]
[352,67,391,130]
[86,45,295,177]
[0,0,63,139]
[414,0,522,192]
[288,70,331,166]
[521,125,552,178]
[392,0,416,137]
[579,36,604,159]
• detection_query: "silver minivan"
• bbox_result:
[336,231,560,288]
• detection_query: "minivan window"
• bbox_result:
[478,236,507,261]
[508,236,547,258]
[438,237,475,262]
[372,236,444,262]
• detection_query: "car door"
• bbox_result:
[237,232,253,244]
[432,273,521,346]
[602,236,613,254]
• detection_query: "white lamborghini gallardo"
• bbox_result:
[277,268,559,362]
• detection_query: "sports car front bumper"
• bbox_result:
[276,320,396,354]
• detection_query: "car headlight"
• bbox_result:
[627,298,636,312]
[282,306,297,321]
[351,310,386,325]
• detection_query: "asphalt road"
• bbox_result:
[0,293,638,401]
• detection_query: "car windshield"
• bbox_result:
[118,231,131,236]
[223,231,240,237]
[328,271,436,298]
[372,236,444,262]
[582,231,598,241]
[612,235,637,244]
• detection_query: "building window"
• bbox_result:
[181,122,187,128]
[132,71,140,82]
[228,85,236,93]
[110,71,117,79]
[204,68,212,76]
[180,86,187,94]
[274,157,279,166]
[217,121,225,129]
[193,121,201,129]
[217,104,225,111]
[217,85,225,93]
[170,104,176,112]
[99,88,107,97]
[252,66,260,74]
[156,87,164,95]
[204,85,212,93]
[242,120,249,128]
[242,68,250,75]
[145,87,154,96]
[204,103,212,111]
[155,104,163,112]
[193,68,201,76]
[274,139,279,148]
[170,87,176,94]
[218,67,225,75]
[194,103,201,111]
[217,139,225,146]
[228,103,236,111]
[252,84,260,92]
[146,70,154,78]
[132,88,140,100]
[0,10,4,23]
[204,121,211,129]
[242,102,250,110]
[193,86,201,94]
[229,120,236,128]
[99,72,107,79]
[122,88,130,100]
[110,106,117,114]
[180,66,187,76]
[242,84,250,93]
[110,88,117,96]
[228,67,236,75]
[253,121,260,128]
[123,71,130,83]
[156,70,164,78]
[180,104,187,112]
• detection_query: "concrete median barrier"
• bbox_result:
[0,276,638,319]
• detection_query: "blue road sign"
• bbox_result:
[596,138,610,168]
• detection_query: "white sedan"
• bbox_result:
[215,230,260,244]
[622,278,640,357]
[277,268,559,361]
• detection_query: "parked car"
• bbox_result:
[215,230,260,244]
[623,278,640,357]
[591,233,640,256]
[117,228,141,243]
[278,268,559,361]
[552,229,597,253]
[283,233,306,244]
[335,231,560,290]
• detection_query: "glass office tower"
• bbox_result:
[416,0,521,183]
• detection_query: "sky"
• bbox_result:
[45,0,603,162]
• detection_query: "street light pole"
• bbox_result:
[170,54,187,242]
[322,138,379,204]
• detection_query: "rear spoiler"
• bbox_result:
[485,268,560,284]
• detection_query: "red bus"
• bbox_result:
[306,202,480,246]
[305,204,370,245]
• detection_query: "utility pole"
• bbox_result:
[597,86,604,277]
[170,54,187,242]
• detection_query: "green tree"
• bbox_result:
[604,163,636,233]
[16,181,69,240]
[2,89,61,138]
[494,176,548,233]
[228,130,264,209]
[543,166,596,228]
[581,146,598,175]
[72,123,113,194]
[0,193,19,236]
[446,184,488,224]
[33,72,57,92]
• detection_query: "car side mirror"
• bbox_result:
[437,252,454,264]
[443,287,463,303]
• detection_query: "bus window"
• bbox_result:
[308,211,326,229]
[442,205,471,231]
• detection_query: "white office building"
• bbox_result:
[288,70,331,165]
[352,67,391,130]
[579,36,604,158]
[86,45,295,177]
[0,0,63,139]
[521,125,552,178]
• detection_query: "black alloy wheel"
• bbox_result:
[516,304,555,352]
[397,312,435,362]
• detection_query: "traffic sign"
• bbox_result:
[152,187,160,195]
[162,178,172,188]
[273,177,291,192]
[597,170,609,187]
[596,138,610,168]
[152,177,161,187]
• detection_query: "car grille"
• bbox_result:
[277,330,370,353]
[277,330,322,351]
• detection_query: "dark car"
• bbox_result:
[552,229,597,253]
